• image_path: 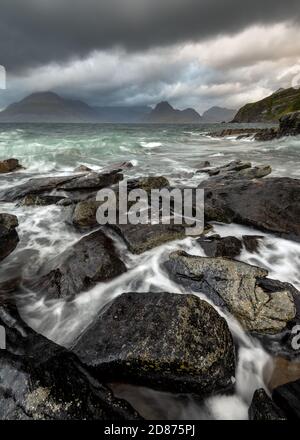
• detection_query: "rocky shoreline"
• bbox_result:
[211,110,300,142]
[0,147,300,420]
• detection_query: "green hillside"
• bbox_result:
[233,87,300,123]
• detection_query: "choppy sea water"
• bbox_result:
[0,122,300,420]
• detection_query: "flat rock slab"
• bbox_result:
[72,292,236,396]
[0,171,123,202]
[0,303,140,420]
[27,230,126,299]
[202,160,251,176]
[109,222,187,254]
[164,252,296,333]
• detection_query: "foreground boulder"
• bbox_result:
[248,389,287,420]
[164,252,296,333]
[0,213,19,262]
[272,378,300,419]
[0,303,140,420]
[73,292,235,395]
[27,230,126,299]
[200,177,300,241]
[0,158,22,174]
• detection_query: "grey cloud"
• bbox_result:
[1,0,300,72]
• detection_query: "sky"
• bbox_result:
[1,0,300,113]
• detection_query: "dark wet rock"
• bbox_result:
[278,111,300,137]
[0,303,141,420]
[0,213,19,262]
[197,234,242,258]
[236,165,272,179]
[272,378,300,419]
[211,128,260,138]
[74,165,92,172]
[249,389,287,420]
[27,230,126,299]
[197,162,271,183]
[0,158,23,174]
[0,171,123,202]
[254,112,300,140]
[109,223,187,254]
[18,194,66,207]
[242,235,264,253]
[0,175,76,202]
[212,112,300,140]
[254,128,278,142]
[58,171,123,191]
[126,176,170,192]
[0,278,21,306]
[72,292,235,396]
[164,252,296,333]
[72,200,101,229]
[56,198,74,207]
[203,165,272,185]
[196,161,211,171]
[102,161,134,172]
[206,160,251,176]
[200,177,300,241]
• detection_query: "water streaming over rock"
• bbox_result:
[0,122,299,419]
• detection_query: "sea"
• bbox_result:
[0,122,300,419]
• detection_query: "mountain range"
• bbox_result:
[201,106,237,123]
[1,88,299,124]
[0,92,236,124]
[0,92,151,123]
[144,101,202,123]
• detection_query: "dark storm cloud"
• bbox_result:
[1,0,300,71]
